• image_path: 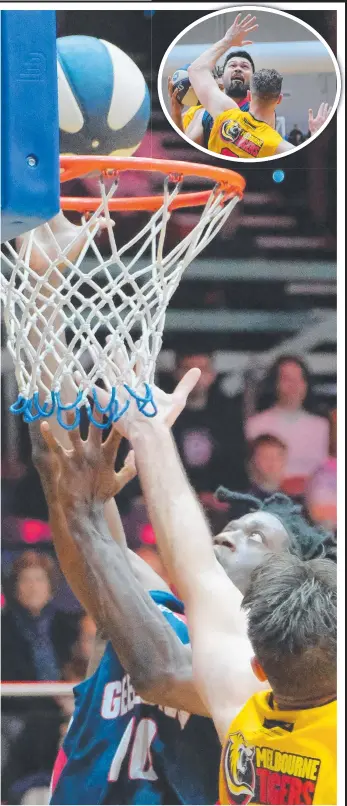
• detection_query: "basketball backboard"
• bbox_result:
[1,11,60,243]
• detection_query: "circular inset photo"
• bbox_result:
[158,6,340,162]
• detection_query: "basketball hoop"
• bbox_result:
[1,155,245,429]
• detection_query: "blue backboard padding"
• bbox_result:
[1,11,60,243]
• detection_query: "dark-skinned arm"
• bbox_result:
[29,418,209,716]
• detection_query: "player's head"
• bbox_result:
[222,50,255,99]
[213,490,336,594]
[248,68,283,109]
[242,554,336,704]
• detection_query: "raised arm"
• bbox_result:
[108,375,263,743]
[308,102,332,135]
[188,14,258,119]
[29,414,208,717]
[275,103,332,155]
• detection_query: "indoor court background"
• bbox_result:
[1,9,337,806]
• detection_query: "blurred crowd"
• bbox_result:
[1,352,337,804]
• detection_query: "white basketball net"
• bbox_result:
[1,170,240,429]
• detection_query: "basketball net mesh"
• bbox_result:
[1,173,240,429]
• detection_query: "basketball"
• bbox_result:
[57,35,150,156]
[171,66,198,107]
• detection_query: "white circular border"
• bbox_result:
[157,4,342,164]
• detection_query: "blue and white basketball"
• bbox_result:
[171,66,198,107]
[57,36,150,156]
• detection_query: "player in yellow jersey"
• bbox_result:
[188,13,331,158]
[168,52,256,148]
[83,371,336,806]
[220,554,336,805]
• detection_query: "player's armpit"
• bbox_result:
[275,139,295,154]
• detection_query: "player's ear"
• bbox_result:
[251,656,268,682]
[277,94,283,107]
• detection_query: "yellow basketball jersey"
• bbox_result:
[219,691,336,805]
[182,105,203,131]
[208,108,283,159]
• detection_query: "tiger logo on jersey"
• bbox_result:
[222,732,255,804]
[220,119,262,157]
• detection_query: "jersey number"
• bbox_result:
[108,717,158,782]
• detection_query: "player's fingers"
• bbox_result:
[308,109,313,122]
[174,368,201,403]
[232,13,242,27]
[240,14,252,24]
[242,15,256,26]
[103,424,123,464]
[63,411,85,454]
[113,458,137,495]
[244,24,258,33]
[242,40,254,46]
[88,407,103,449]
[40,421,65,458]
[124,449,137,475]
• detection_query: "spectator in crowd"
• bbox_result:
[61,614,97,682]
[287,123,305,146]
[1,551,77,684]
[247,433,287,500]
[170,351,248,495]
[246,355,329,495]
[305,409,337,532]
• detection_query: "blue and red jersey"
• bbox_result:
[50,590,220,805]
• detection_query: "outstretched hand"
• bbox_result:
[308,102,332,135]
[30,411,137,513]
[87,367,201,441]
[223,13,258,48]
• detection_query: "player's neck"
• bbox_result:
[273,689,336,711]
[249,101,276,127]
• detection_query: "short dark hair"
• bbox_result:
[10,550,56,596]
[223,50,255,73]
[249,433,287,460]
[242,554,336,698]
[251,68,283,100]
[215,489,336,563]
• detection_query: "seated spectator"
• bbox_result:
[305,409,337,532]
[1,551,77,684]
[247,434,287,500]
[62,614,97,682]
[246,355,329,495]
[287,123,305,146]
[170,351,248,494]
